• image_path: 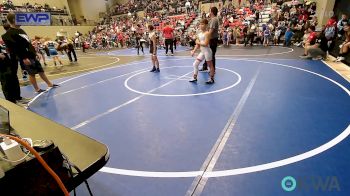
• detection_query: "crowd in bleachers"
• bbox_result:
[73,0,349,63]
[76,5,198,52]
[111,0,200,16]
[202,0,318,47]
[315,13,349,62]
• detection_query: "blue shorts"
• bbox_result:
[49,49,58,56]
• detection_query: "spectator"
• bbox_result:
[304,31,329,60]
[337,14,349,38]
[223,30,229,46]
[248,23,256,46]
[234,27,241,45]
[310,16,318,27]
[300,26,317,58]
[255,10,260,23]
[135,32,144,55]
[284,27,294,47]
[163,21,174,56]
[185,0,191,14]
[324,16,337,41]
[256,28,264,45]
[263,26,271,47]
[294,20,305,47]
[335,23,350,62]
[243,23,249,46]
[274,27,281,45]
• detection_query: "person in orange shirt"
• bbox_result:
[162,21,174,56]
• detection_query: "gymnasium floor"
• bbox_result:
[18,45,350,195]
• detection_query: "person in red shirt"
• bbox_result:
[162,21,174,56]
[300,26,317,58]
[223,18,230,28]
[118,33,124,48]
[298,11,309,22]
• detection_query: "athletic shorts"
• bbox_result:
[49,49,58,56]
[24,59,44,75]
[149,45,156,55]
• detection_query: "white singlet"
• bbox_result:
[197,31,212,61]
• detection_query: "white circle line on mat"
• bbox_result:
[98,58,350,178]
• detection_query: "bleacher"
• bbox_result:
[112,0,201,16]
[156,13,196,30]
[226,5,271,33]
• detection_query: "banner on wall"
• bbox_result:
[15,12,51,26]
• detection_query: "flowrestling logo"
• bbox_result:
[15,13,51,26]
[281,176,297,192]
[281,176,341,192]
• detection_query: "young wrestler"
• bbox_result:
[190,19,215,84]
[148,25,160,72]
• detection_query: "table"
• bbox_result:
[0,98,109,193]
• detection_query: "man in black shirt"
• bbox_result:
[0,23,30,105]
[2,13,58,93]
[304,31,329,60]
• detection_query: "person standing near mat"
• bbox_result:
[0,40,30,105]
[200,7,219,72]
[136,32,144,55]
[149,25,160,72]
[1,24,30,105]
[163,21,174,56]
[2,13,59,93]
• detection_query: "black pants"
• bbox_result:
[245,34,254,46]
[294,31,303,43]
[165,39,174,54]
[284,39,292,47]
[202,38,218,70]
[67,49,77,62]
[137,43,144,54]
[0,56,21,103]
[256,37,263,45]
[173,39,177,50]
[189,40,196,48]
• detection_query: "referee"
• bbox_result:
[200,7,219,72]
